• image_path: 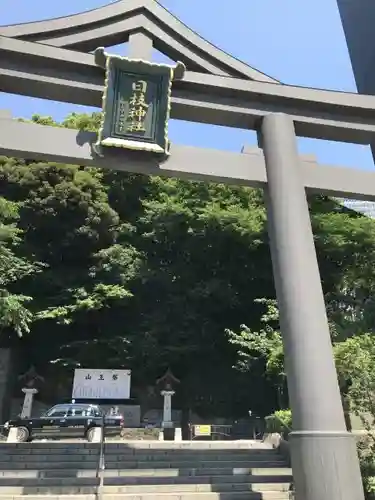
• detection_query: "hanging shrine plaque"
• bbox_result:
[95,49,185,155]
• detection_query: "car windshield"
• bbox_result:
[74,406,103,417]
[44,405,70,417]
[42,404,104,417]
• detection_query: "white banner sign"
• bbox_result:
[72,369,131,399]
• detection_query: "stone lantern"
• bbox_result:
[18,366,44,418]
[156,368,180,440]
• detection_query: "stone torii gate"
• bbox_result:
[0,2,374,499]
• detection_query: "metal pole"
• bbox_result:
[259,113,364,500]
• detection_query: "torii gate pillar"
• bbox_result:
[260,113,364,500]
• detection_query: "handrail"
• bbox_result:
[189,424,233,441]
[96,415,105,492]
[192,432,231,440]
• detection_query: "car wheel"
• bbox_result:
[86,427,96,442]
[16,426,30,443]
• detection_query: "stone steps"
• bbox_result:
[0,442,266,451]
[0,460,288,470]
[0,494,290,500]
[0,467,292,478]
[0,439,270,452]
[0,441,292,500]
[0,482,292,493]
[0,445,274,452]
[0,474,293,486]
[0,453,283,462]
[0,449,277,456]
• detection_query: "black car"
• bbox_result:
[4,403,124,442]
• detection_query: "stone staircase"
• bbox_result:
[0,440,293,500]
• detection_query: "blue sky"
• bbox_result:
[0,0,373,171]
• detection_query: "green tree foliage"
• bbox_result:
[227,299,375,413]
[228,301,375,498]
[226,299,286,407]
[2,112,375,421]
[264,409,292,436]
[334,334,375,415]
[333,334,375,498]
[0,195,40,338]
[311,202,375,338]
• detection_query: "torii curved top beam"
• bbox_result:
[0,0,278,82]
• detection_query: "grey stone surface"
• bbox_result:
[2,118,375,200]
[0,441,291,499]
[337,0,375,93]
[127,32,153,61]
[0,109,12,119]
[261,114,346,432]
[0,0,278,82]
[0,38,374,143]
[261,113,364,500]
[336,0,375,161]
[290,431,364,500]
[0,494,292,500]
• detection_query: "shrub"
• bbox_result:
[265,409,292,437]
